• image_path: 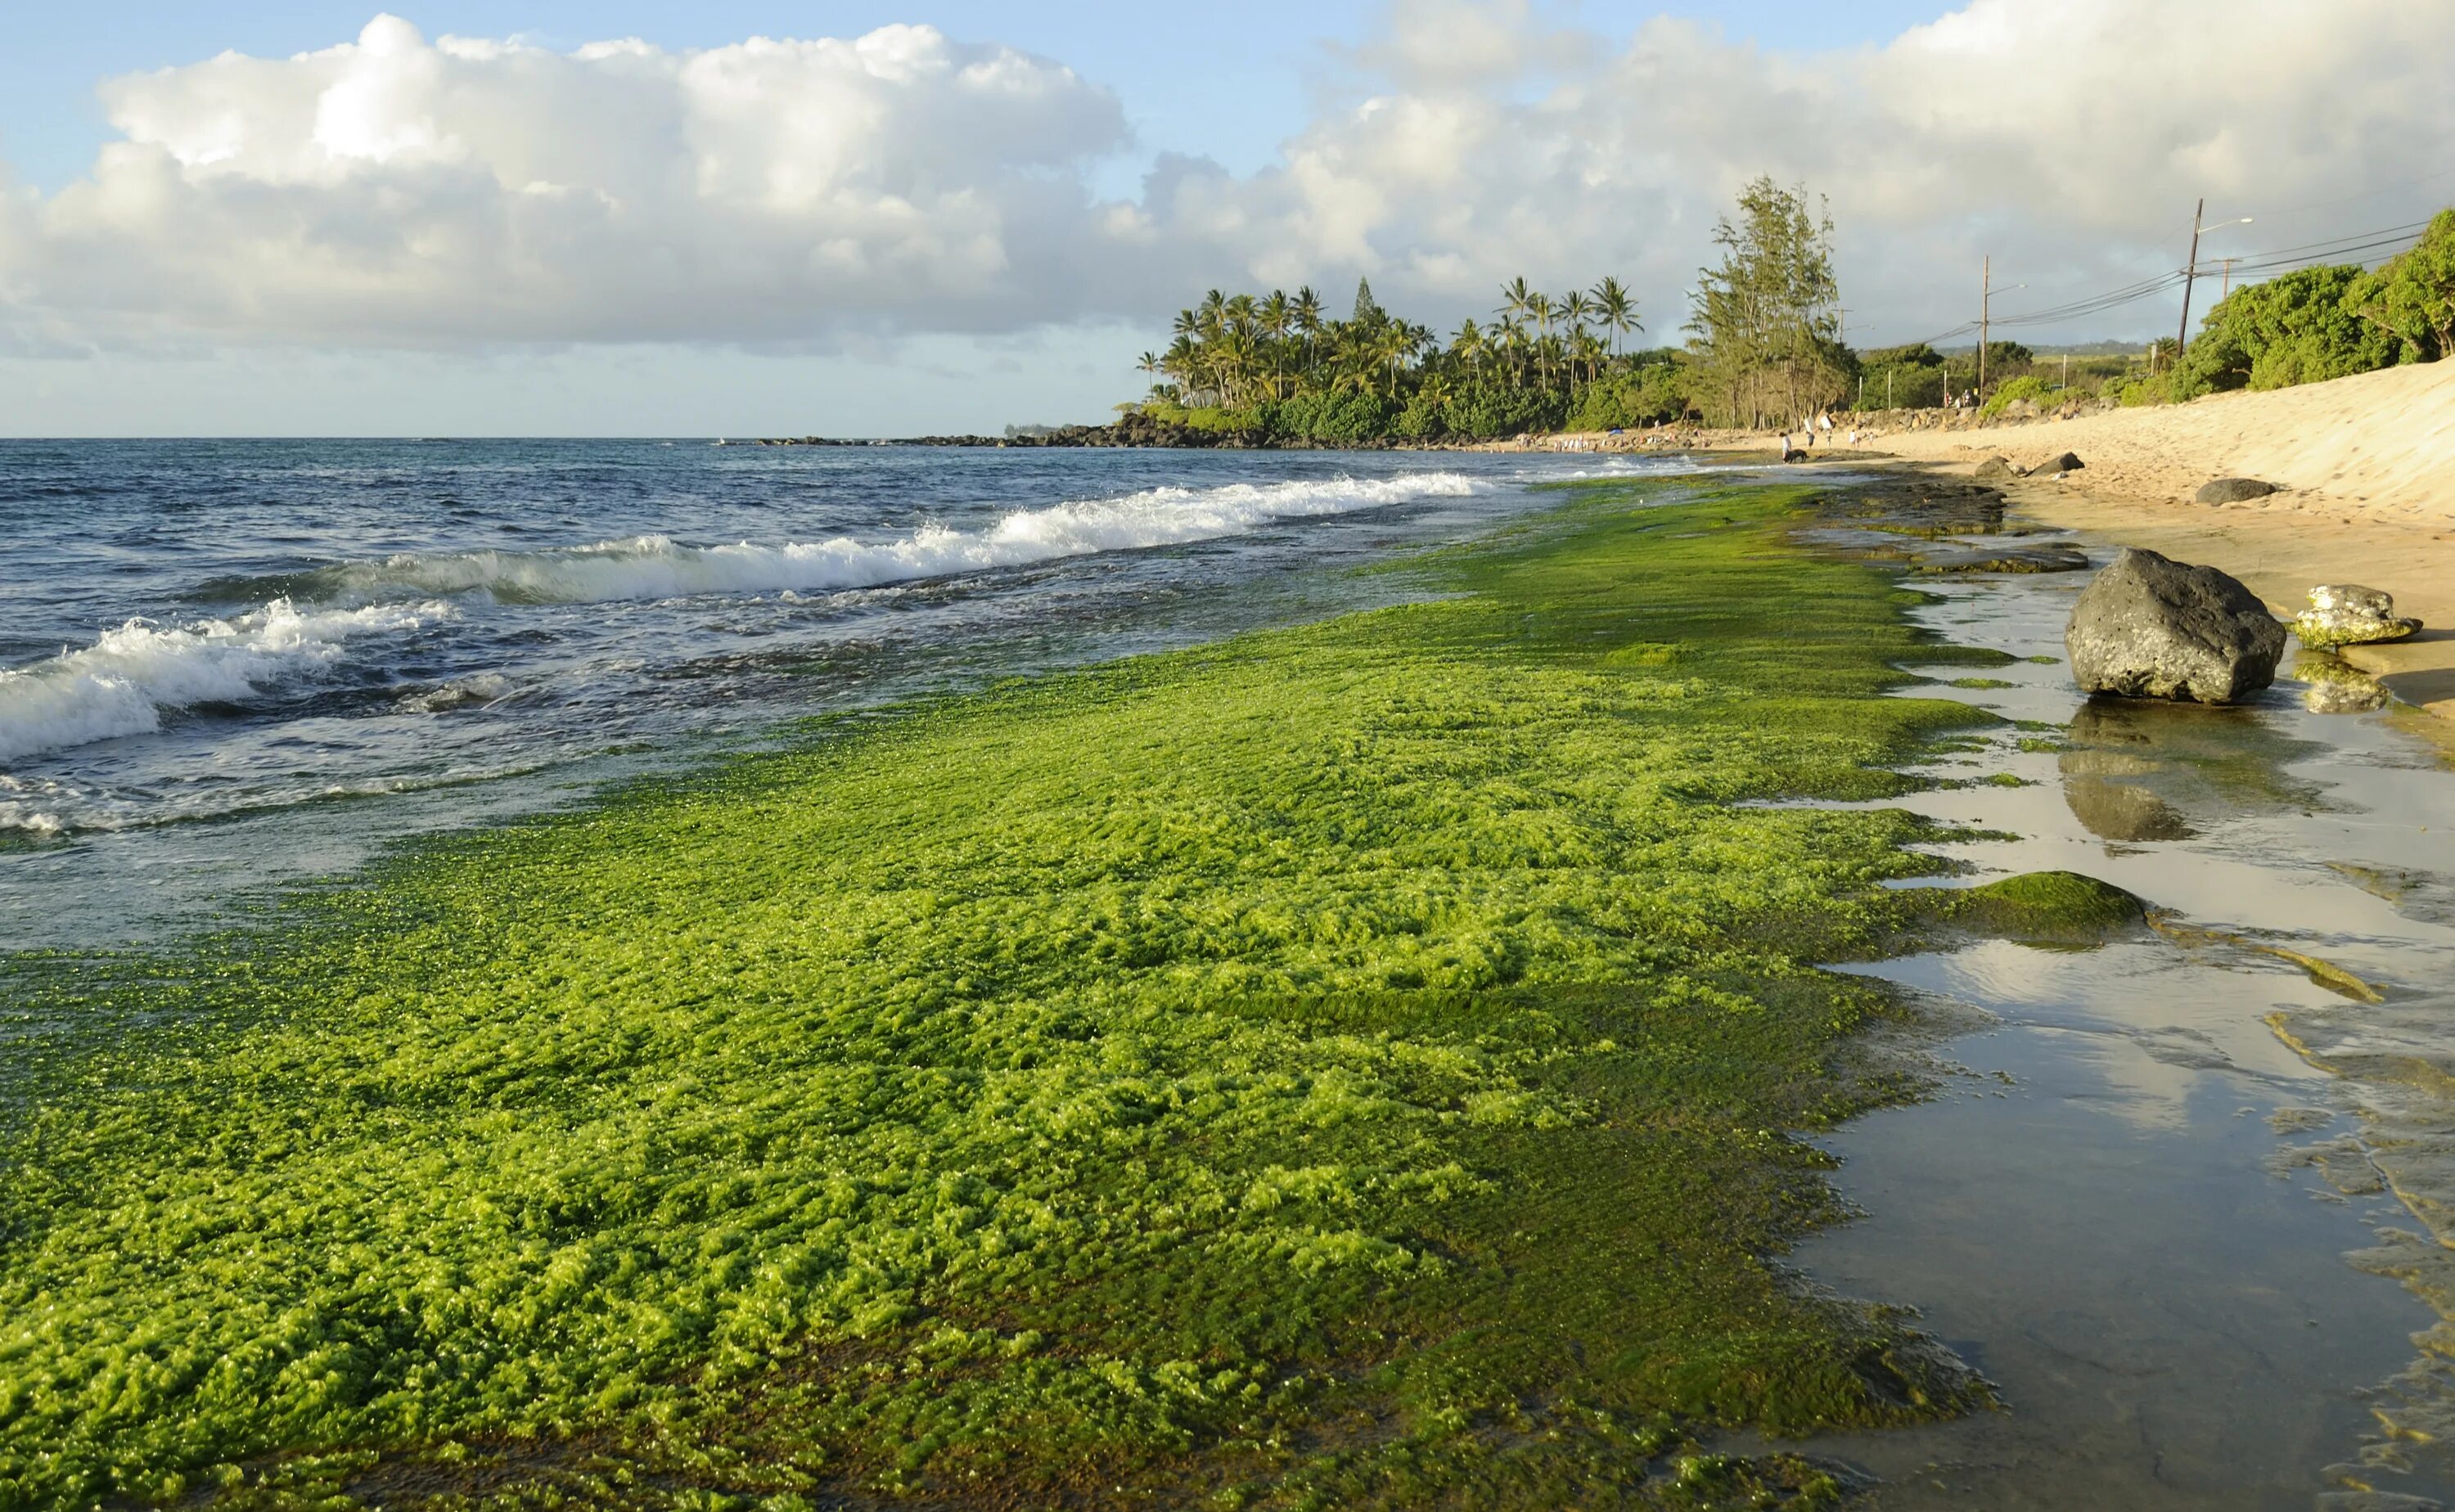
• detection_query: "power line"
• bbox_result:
[1857,207,2441,352]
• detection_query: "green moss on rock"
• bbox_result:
[1942,871,2151,947]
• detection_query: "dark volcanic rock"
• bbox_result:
[2196,477,2279,504]
[1974,456,2019,481]
[2029,451,2085,477]
[2065,547,2286,704]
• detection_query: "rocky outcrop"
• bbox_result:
[2291,583,2422,649]
[2196,477,2279,504]
[1974,456,2018,480]
[2065,547,2286,704]
[2028,451,2085,478]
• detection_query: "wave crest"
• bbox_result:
[0,599,453,764]
[233,472,1483,609]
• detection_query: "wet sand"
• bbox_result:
[1765,538,2455,1509]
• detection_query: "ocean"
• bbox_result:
[0,439,1682,947]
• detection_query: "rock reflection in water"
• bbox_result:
[2057,696,2327,844]
[2296,652,2394,714]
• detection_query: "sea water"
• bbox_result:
[0,440,1673,946]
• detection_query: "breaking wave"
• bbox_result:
[211,472,1483,609]
[0,599,454,764]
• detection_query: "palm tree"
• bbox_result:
[1292,286,1323,380]
[1451,317,1487,377]
[1493,317,1527,389]
[1137,350,1161,392]
[1591,276,1640,362]
[1572,330,1606,390]
[1497,276,1535,326]
[1160,334,1199,397]
[1259,290,1291,398]
[1379,322,1413,395]
[1525,292,1555,387]
[1559,291,1592,389]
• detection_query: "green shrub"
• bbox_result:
[2359,208,2455,361]
[1390,394,1446,440]
[1137,398,1270,435]
[1276,390,1394,444]
[1563,367,1688,431]
[1978,376,2053,418]
[1859,362,1946,410]
[1440,382,1561,440]
[2182,263,2399,394]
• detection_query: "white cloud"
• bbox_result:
[1,15,1134,349]
[5,1,2454,363]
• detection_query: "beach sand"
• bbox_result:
[1852,360,2455,724]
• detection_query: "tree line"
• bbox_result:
[1125,179,2455,443]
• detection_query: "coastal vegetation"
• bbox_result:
[0,480,2080,1510]
[2151,211,2455,400]
[1133,178,1838,443]
[1123,196,2455,441]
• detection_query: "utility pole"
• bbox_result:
[1979,255,1991,398]
[2220,256,2240,298]
[2176,196,2205,359]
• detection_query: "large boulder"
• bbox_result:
[2065,547,2286,704]
[2028,451,2085,478]
[2196,477,2278,504]
[1973,455,2018,480]
[2291,583,2422,649]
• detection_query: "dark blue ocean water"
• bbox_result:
[0,439,1690,946]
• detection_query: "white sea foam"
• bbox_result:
[289,472,1483,608]
[0,599,453,764]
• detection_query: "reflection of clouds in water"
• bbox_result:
[1898,939,2325,1136]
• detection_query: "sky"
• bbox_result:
[2,0,2450,436]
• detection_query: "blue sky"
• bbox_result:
[1,2,2445,435]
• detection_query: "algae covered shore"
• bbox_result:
[3,482,2081,1508]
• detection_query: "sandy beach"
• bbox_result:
[1851,361,2455,723]
[1491,361,2455,723]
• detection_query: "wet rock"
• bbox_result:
[1912,543,2091,574]
[1814,479,2009,538]
[2027,451,2085,478]
[1973,455,2019,481]
[1944,870,2150,946]
[2292,583,2423,650]
[2196,476,2278,504]
[2065,547,2286,704]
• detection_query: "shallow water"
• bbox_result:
[0,441,1673,947]
[1773,526,2455,1509]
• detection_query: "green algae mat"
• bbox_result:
[2,482,2028,1510]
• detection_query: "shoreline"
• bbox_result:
[1514,358,2455,727]
[0,481,2032,1505]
